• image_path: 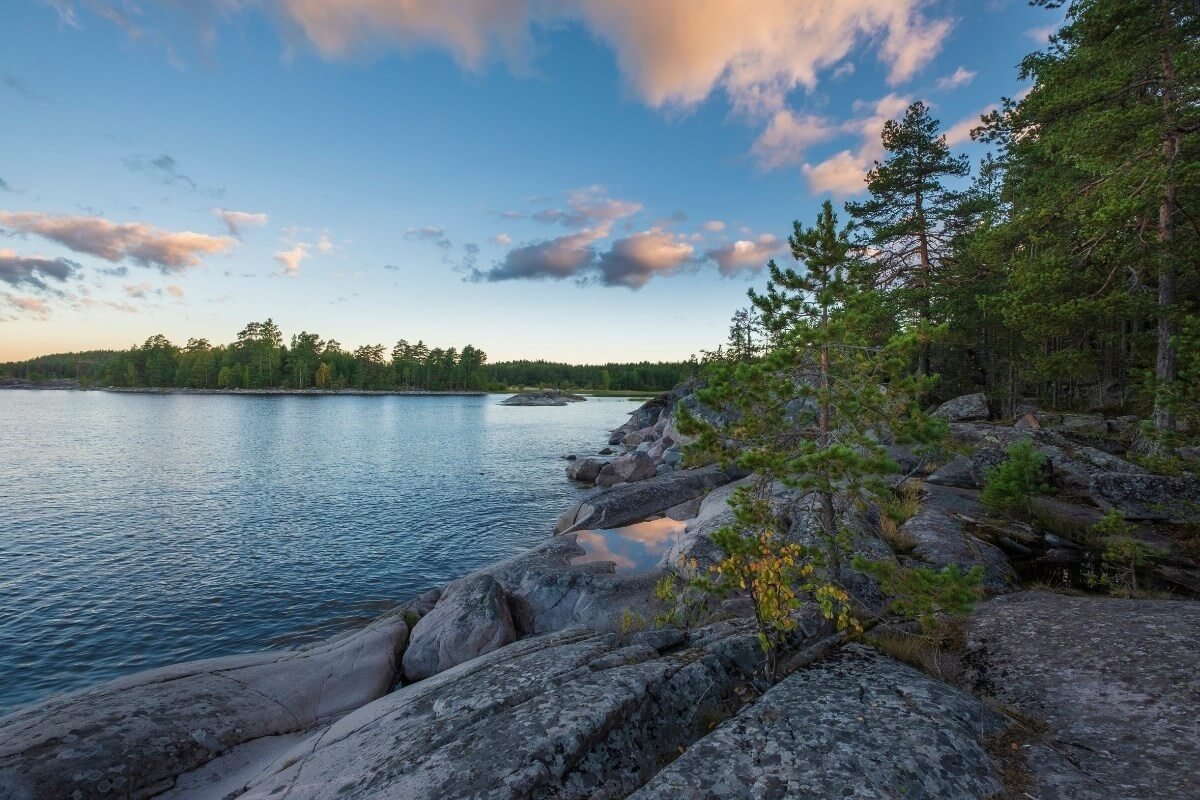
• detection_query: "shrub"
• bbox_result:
[853,558,985,631]
[1087,510,1160,595]
[980,440,1050,516]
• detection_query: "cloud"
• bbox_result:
[4,295,52,319]
[705,235,785,276]
[0,177,10,192]
[493,233,512,245]
[801,93,911,195]
[213,207,268,236]
[274,243,308,275]
[382,263,401,271]
[0,250,80,289]
[751,109,838,170]
[1026,22,1059,43]
[935,66,976,91]
[165,284,185,298]
[2,74,39,100]
[944,105,997,146]
[596,228,694,288]
[123,153,199,191]
[473,226,607,283]
[404,225,452,249]
[122,282,153,299]
[0,211,237,273]
[700,220,725,233]
[531,186,642,228]
[316,232,334,253]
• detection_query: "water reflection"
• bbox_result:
[570,517,687,574]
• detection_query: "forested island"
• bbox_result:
[0,326,694,393]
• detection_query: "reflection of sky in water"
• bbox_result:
[570,518,687,574]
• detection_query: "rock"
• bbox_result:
[901,484,1016,590]
[595,452,657,487]
[621,429,656,448]
[230,623,768,800]
[0,613,409,800]
[626,627,686,652]
[1054,413,1110,437]
[501,389,586,406]
[966,591,1200,800]
[883,443,923,473]
[631,645,1009,800]
[1014,412,1041,429]
[566,457,607,482]
[662,446,683,466]
[663,496,702,520]
[555,465,733,534]
[932,392,990,422]
[1088,473,1200,522]
[402,573,516,681]
[927,454,978,488]
[598,447,616,455]
[654,463,672,476]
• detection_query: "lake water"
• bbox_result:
[0,390,638,714]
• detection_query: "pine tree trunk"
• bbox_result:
[1154,5,1178,437]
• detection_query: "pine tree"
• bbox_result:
[846,101,970,377]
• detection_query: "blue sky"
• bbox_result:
[0,0,1054,363]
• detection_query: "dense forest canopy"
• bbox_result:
[0,326,694,392]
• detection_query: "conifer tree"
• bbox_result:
[846,101,970,377]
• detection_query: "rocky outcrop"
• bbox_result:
[0,613,409,800]
[901,484,1016,590]
[932,392,990,422]
[402,574,516,681]
[1088,473,1200,522]
[501,390,586,406]
[632,645,1009,799]
[966,591,1200,800]
[565,456,607,482]
[595,451,657,487]
[555,465,734,534]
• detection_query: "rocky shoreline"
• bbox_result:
[1,389,1198,799]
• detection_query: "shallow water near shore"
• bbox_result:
[0,390,638,714]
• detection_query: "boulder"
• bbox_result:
[662,446,683,466]
[621,428,658,448]
[631,645,1009,800]
[595,452,658,487]
[1014,412,1041,429]
[566,457,607,483]
[0,613,409,800]
[966,591,1200,800]
[931,392,990,422]
[555,465,734,534]
[901,484,1016,590]
[927,454,978,488]
[402,573,516,681]
[1088,473,1200,522]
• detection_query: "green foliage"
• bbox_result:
[1085,510,1161,595]
[485,359,695,392]
[980,440,1050,516]
[853,558,985,631]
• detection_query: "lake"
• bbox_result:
[0,390,637,714]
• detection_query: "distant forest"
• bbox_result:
[0,321,694,392]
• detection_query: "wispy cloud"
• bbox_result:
[404,226,452,250]
[935,66,976,91]
[944,105,997,146]
[213,207,268,236]
[123,153,198,191]
[274,244,308,275]
[0,211,237,273]
[0,249,80,289]
[800,93,912,196]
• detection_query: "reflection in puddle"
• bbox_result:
[570,517,687,574]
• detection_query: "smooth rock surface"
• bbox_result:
[555,465,733,534]
[902,484,1015,590]
[932,392,990,422]
[1088,473,1200,522]
[966,591,1200,800]
[631,645,1008,800]
[0,613,408,800]
[596,451,657,487]
[402,573,516,681]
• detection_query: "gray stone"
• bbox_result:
[932,392,990,422]
[663,496,702,520]
[654,463,672,476]
[901,484,1015,590]
[662,446,683,466]
[630,645,1008,800]
[566,456,607,482]
[966,591,1200,800]
[596,452,657,487]
[0,613,408,800]
[402,573,516,681]
[928,454,978,488]
[555,465,733,534]
[1089,473,1200,522]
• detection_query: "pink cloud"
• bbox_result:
[751,110,838,170]
[706,234,785,276]
[274,244,309,275]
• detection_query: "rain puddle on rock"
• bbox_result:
[570,517,687,574]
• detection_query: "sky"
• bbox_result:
[0,0,1056,363]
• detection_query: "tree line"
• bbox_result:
[1,325,695,392]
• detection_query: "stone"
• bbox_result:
[0,613,408,800]
[931,392,990,422]
[901,484,1016,590]
[402,573,516,681]
[631,645,1008,800]
[596,452,657,487]
[1014,412,1041,429]
[566,457,607,482]
[598,447,616,455]
[555,465,733,534]
[662,446,683,466]
[966,591,1200,800]
[927,454,978,488]
[1088,473,1200,522]
[654,463,672,476]
[663,496,701,520]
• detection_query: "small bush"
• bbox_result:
[1086,510,1160,595]
[854,558,985,631]
[980,440,1050,517]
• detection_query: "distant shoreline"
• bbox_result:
[0,382,488,397]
